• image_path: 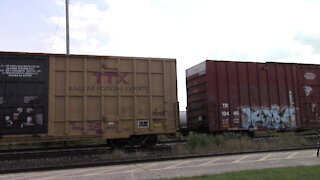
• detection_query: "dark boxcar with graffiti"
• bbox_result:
[0,51,179,146]
[186,60,320,132]
[0,54,49,135]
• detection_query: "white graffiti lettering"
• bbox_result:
[303,86,313,96]
[304,72,316,80]
[241,106,296,129]
[271,104,280,111]
[289,91,294,106]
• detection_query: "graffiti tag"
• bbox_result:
[303,86,313,96]
[304,72,316,80]
[69,122,103,135]
[241,106,296,129]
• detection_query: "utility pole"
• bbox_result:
[66,0,70,54]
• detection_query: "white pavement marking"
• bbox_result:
[130,172,138,180]
[68,165,130,176]
[232,155,249,163]
[137,163,160,169]
[135,163,162,178]
[0,171,68,180]
[200,158,222,165]
[2,150,317,180]
[163,160,191,169]
[286,152,298,159]
[258,154,272,161]
[146,151,316,172]
[117,168,140,173]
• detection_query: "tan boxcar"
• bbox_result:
[0,52,178,146]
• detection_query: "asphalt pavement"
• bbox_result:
[0,149,319,180]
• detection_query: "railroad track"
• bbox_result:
[0,142,318,174]
[0,145,112,161]
[0,139,185,160]
[253,134,319,139]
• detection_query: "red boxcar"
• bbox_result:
[186,60,320,132]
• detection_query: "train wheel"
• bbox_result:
[108,139,127,149]
[144,135,158,148]
[108,135,158,148]
[127,135,148,147]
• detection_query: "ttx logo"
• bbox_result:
[92,72,128,84]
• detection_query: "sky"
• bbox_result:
[1,0,320,110]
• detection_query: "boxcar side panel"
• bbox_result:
[227,62,241,130]
[186,60,316,132]
[48,55,178,139]
[216,61,230,130]
[206,60,218,131]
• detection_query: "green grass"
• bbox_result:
[158,133,185,141]
[164,165,320,180]
[254,129,319,137]
[176,132,317,154]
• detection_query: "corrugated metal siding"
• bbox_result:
[187,60,320,132]
[186,73,208,131]
[297,65,320,128]
[48,55,178,139]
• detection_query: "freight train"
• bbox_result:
[0,51,178,147]
[1,51,320,147]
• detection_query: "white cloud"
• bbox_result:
[43,0,320,109]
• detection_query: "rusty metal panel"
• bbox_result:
[48,55,178,139]
[187,60,320,132]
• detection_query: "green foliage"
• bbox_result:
[186,133,248,153]
[163,165,320,180]
[158,134,172,141]
[158,133,185,141]
[183,132,317,154]
[187,133,215,150]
